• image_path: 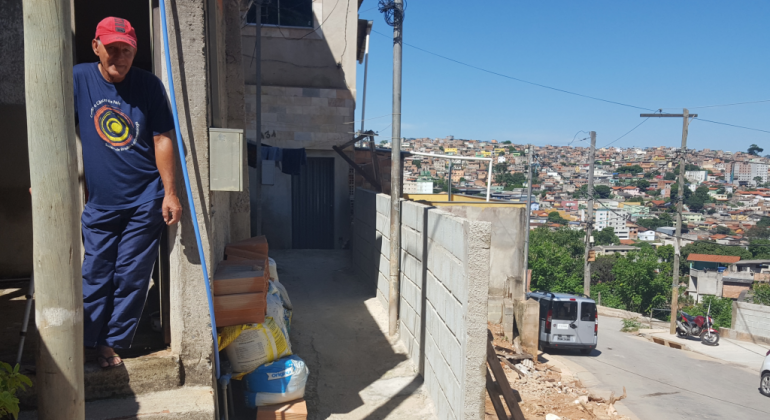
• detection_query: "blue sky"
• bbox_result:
[355,1,770,152]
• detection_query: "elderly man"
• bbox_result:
[73,17,181,368]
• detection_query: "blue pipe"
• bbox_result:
[158,0,220,379]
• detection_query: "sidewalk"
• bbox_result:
[638,326,768,371]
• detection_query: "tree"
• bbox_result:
[594,185,611,199]
[508,146,515,153]
[529,227,585,294]
[748,144,764,156]
[636,179,650,190]
[664,172,676,181]
[498,151,505,156]
[591,254,617,285]
[493,163,508,174]
[503,140,512,145]
[547,211,568,225]
[459,177,466,183]
[749,239,770,259]
[413,160,421,169]
[758,216,770,228]
[754,176,764,185]
[439,145,444,151]
[716,187,726,194]
[609,247,672,313]
[595,227,620,246]
[746,225,770,240]
[713,226,732,235]
[617,165,643,174]
[626,196,644,203]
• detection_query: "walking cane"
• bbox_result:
[16,273,34,366]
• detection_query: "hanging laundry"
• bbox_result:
[281,148,307,175]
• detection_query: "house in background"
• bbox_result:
[241,0,364,250]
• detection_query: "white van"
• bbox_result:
[527,291,598,354]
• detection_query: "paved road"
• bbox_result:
[546,317,770,420]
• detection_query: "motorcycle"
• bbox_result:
[676,303,720,346]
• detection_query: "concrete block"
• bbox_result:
[401,252,422,286]
[444,295,464,339]
[302,87,321,97]
[401,225,422,258]
[376,193,391,217]
[378,254,390,280]
[376,213,390,238]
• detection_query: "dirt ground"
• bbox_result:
[486,329,630,420]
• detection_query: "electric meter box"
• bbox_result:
[209,127,244,192]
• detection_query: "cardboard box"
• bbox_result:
[256,399,307,420]
[213,293,266,327]
[226,235,269,256]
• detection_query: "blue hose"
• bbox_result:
[159,0,221,379]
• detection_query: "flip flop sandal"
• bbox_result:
[97,355,124,369]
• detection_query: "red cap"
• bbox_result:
[95,17,137,49]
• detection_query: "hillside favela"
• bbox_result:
[3,1,770,420]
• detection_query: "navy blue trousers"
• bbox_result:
[82,198,165,349]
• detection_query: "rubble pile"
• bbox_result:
[487,358,630,420]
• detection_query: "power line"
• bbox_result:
[662,99,770,110]
[603,112,658,148]
[370,30,657,112]
[692,117,770,134]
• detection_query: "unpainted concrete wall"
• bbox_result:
[353,189,490,420]
[443,206,526,324]
[731,301,770,342]
[244,85,354,249]
[240,0,358,92]
[0,0,33,279]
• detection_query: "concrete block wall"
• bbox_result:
[352,188,491,420]
[732,301,770,340]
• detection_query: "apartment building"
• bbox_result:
[595,208,630,239]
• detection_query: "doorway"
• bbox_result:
[292,157,335,249]
[72,0,170,350]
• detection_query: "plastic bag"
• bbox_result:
[268,257,279,283]
[220,318,292,379]
[243,355,309,407]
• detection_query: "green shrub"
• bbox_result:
[621,318,642,332]
[0,361,32,420]
[752,283,770,306]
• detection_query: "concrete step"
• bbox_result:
[18,350,183,407]
[19,386,216,420]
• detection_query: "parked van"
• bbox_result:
[527,291,598,354]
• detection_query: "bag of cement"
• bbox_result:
[243,355,308,407]
[221,318,292,379]
[267,281,292,335]
[268,257,279,282]
[266,292,289,338]
[269,279,292,310]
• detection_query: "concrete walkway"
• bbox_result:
[639,327,768,371]
[272,250,436,420]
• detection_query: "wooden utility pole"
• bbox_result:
[641,109,696,334]
[388,0,404,336]
[23,0,85,417]
[583,132,596,296]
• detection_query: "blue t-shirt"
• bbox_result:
[73,63,174,210]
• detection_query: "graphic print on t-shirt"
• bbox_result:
[93,101,138,151]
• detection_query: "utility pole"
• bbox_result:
[252,0,265,236]
[359,21,373,136]
[388,0,404,336]
[522,144,533,289]
[23,0,85,417]
[583,132,596,297]
[641,109,696,335]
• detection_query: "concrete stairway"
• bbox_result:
[18,350,216,419]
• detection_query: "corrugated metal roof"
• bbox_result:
[686,254,741,263]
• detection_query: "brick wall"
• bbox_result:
[732,301,770,341]
[352,188,491,420]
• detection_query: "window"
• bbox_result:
[581,302,597,321]
[246,0,313,28]
[552,301,578,321]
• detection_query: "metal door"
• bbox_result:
[292,157,335,249]
[577,301,598,345]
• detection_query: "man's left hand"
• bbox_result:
[163,194,183,225]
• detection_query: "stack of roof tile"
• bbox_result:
[256,399,307,420]
[213,236,270,327]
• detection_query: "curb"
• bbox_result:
[637,332,691,352]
